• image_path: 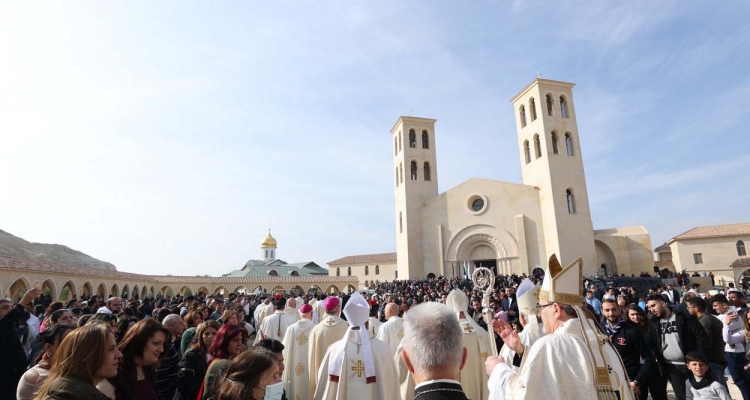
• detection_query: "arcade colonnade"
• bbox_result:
[0,256,358,302]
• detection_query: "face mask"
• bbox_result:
[263,381,284,400]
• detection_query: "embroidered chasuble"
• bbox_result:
[308,314,348,397]
[376,316,404,354]
[313,330,399,400]
[488,318,597,400]
[456,318,491,400]
[282,318,315,400]
[255,310,295,345]
[394,339,415,400]
[257,302,275,327]
[368,317,383,337]
[285,307,301,323]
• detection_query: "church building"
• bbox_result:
[329,78,654,283]
[223,231,328,278]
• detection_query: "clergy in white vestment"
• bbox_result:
[445,289,491,400]
[254,296,272,331]
[285,298,301,323]
[309,297,320,324]
[255,298,296,345]
[498,279,545,373]
[401,302,471,400]
[314,296,329,324]
[367,304,383,337]
[313,292,399,400]
[282,304,316,400]
[376,303,403,354]
[258,295,280,328]
[394,339,415,400]
[308,297,349,397]
[486,255,635,400]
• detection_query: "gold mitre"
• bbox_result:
[538,254,584,305]
[516,279,541,316]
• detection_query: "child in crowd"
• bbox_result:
[685,351,731,400]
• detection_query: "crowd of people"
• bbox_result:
[1,270,749,400]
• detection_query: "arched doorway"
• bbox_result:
[96,283,107,298]
[595,240,618,276]
[426,273,436,279]
[180,286,193,296]
[110,283,120,298]
[42,279,58,301]
[233,286,248,295]
[345,285,356,294]
[214,286,227,296]
[197,286,210,296]
[250,285,265,294]
[79,281,93,299]
[7,276,30,302]
[132,285,139,300]
[308,285,322,295]
[272,285,285,294]
[59,280,77,302]
[290,285,305,296]
[325,285,339,294]
[121,284,130,300]
[140,286,148,300]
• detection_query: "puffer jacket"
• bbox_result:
[42,376,111,400]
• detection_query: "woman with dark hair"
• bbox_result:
[174,320,220,400]
[214,349,280,400]
[34,322,122,400]
[87,313,118,335]
[198,323,248,400]
[17,325,74,400]
[184,310,203,328]
[115,317,138,344]
[39,302,63,333]
[104,318,171,400]
[49,310,74,328]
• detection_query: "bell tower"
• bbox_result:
[391,116,438,279]
[511,79,596,275]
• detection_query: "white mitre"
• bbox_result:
[328,292,376,383]
[445,289,489,355]
[538,254,584,306]
[515,278,544,346]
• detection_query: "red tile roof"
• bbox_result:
[0,255,357,284]
[730,257,750,269]
[671,223,750,241]
[328,252,397,265]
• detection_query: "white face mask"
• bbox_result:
[262,381,284,400]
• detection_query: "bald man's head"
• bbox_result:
[385,303,400,320]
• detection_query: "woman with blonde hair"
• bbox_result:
[175,320,220,400]
[34,322,122,400]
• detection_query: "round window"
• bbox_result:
[471,198,484,211]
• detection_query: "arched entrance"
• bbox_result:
[42,279,58,301]
[308,285,322,295]
[345,285,356,294]
[325,285,339,294]
[7,276,30,302]
[290,285,305,296]
[159,286,174,297]
[197,286,210,296]
[132,285,139,300]
[214,286,227,296]
[250,285,265,294]
[110,283,120,298]
[79,281,93,299]
[426,273,436,279]
[121,284,130,299]
[180,286,193,296]
[59,280,77,302]
[595,240,618,276]
[531,267,545,277]
[97,283,107,298]
[455,233,509,276]
[140,286,148,300]
[272,285,285,294]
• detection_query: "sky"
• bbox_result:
[1,1,749,276]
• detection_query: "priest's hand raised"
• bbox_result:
[492,319,523,355]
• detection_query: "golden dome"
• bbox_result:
[261,231,277,247]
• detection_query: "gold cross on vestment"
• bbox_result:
[463,324,474,333]
[397,330,404,340]
[296,333,308,345]
[352,360,365,378]
[295,362,305,376]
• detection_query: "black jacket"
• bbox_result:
[1,303,30,400]
[42,376,112,400]
[608,320,654,386]
[501,296,519,317]
[649,307,709,364]
[174,347,208,400]
[413,380,469,400]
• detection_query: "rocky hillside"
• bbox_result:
[0,229,117,270]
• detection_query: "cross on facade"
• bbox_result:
[352,360,365,378]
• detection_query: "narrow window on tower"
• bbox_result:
[560,96,568,118]
[409,129,416,148]
[395,168,399,187]
[551,132,559,154]
[395,270,398,279]
[422,130,429,149]
[738,240,747,256]
[534,134,542,159]
[566,189,576,214]
[410,161,418,180]
[398,132,402,152]
[394,137,398,156]
[347,266,351,276]
[336,267,340,276]
[399,212,403,233]
[423,162,431,181]
[400,162,404,183]
[524,140,531,164]
[365,265,369,275]
[376,265,380,275]
[546,94,554,116]
[529,98,537,121]
[565,133,574,156]
[519,105,527,128]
